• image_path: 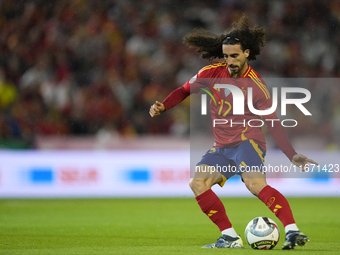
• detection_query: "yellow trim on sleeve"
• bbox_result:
[198,62,227,74]
[248,71,270,99]
[243,65,251,77]
[250,71,271,97]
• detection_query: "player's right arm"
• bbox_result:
[149,85,190,117]
[149,71,205,117]
[149,63,222,117]
[149,100,165,117]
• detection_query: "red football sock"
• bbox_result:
[195,189,232,232]
[258,185,295,227]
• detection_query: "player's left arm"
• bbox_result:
[264,111,319,171]
[291,153,319,171]
[253,81,319,171]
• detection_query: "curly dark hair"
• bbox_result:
[183,14,266,61]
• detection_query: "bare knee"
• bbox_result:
[244,179,267,196]
[189,164,223,196]
[189,178,213,197]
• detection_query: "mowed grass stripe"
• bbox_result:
[0,197,339,255]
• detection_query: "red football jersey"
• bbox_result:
[182,61,272,151]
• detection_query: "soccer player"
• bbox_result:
[149,15,318,250]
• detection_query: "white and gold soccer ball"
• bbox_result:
[245,217,280,250]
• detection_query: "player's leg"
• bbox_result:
[240,171,267,196]
[238,138,309,251]
[190,147,243,248]
[189,164,223,197]
[242,172,309,249]
[236,140,297,232]
[190,165,235,235]
[244,173,297,228]
[190,165,242,248]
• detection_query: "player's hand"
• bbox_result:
[149,101,165,117]
[291,154,319,171]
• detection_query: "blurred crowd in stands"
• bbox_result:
[0,0,340,149]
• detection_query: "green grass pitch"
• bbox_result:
[0,197,339,254]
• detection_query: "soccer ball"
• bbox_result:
[244,217,280,250]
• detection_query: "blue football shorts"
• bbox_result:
[196,139,266,186]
